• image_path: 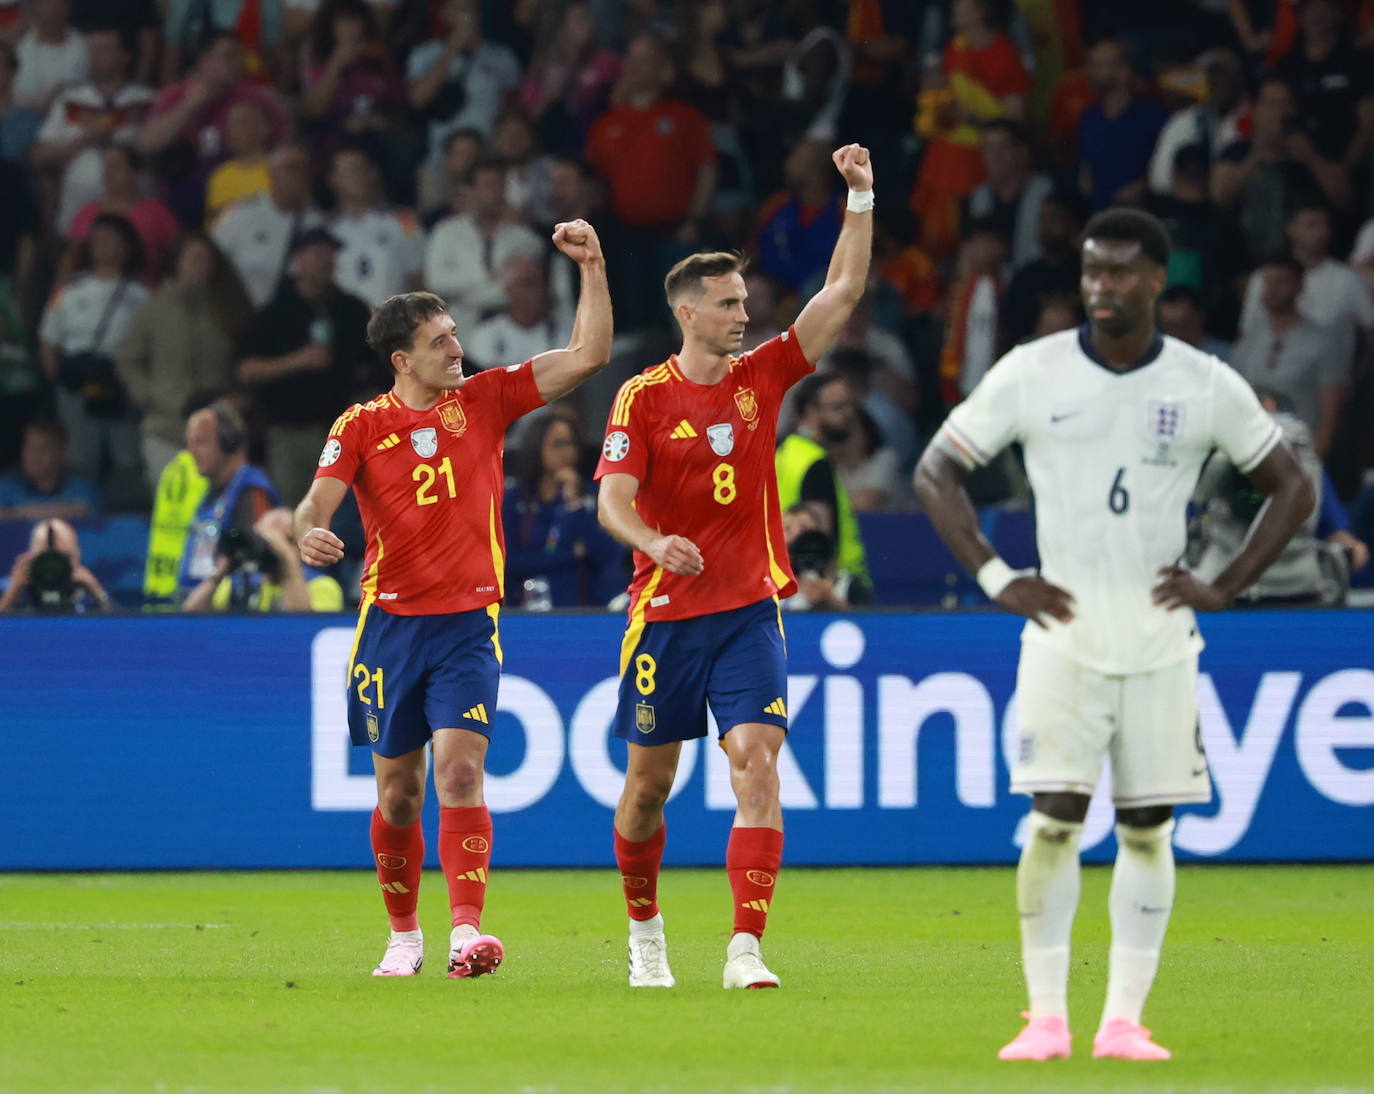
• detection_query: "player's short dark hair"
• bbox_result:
[663,251,748,307]
[367,292,450,363]
[1082,208,1171,268]
[793,371,846,417]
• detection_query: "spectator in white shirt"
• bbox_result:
[211,140,324,308]
[30,26,153,235]
[1148,48,1246,196]
[424,157,544,335]
[326,143,423,307]
[464,253,568,372]
[13,0,87,112]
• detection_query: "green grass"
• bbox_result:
[1,866,1371,1093]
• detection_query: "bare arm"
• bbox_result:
[793,143,874,363]
[295,476,349,567]
[528,220,612,402]
[408,42,460,110]
[1153,441,1316,609]
[597,471,704,576]
[914,439,1074,626]
[237,343,331,385]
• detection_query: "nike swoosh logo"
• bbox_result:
[1050,411,1083,424]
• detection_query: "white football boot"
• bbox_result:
[722,931,780,989]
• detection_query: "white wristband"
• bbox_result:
[976,556,1018,600]
[847,188,875,213]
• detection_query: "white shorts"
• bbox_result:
[1010,642,1211,807]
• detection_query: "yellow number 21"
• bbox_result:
[413,457,457,506]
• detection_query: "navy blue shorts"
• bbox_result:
[346,601,502,757]
[613,597,788,745]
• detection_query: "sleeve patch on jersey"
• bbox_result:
[603,431,631,462]
[318,438,342,467]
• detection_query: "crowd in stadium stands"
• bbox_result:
[2,0,1374,611]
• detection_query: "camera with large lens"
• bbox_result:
[788,528,835,579]
[27,547,76,611]
[218,525,279,578]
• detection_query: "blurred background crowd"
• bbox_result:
[1,0,1372,613]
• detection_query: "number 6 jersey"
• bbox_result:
[595,327,815,623]
[940,325,1282,674]
[315,361,544,615]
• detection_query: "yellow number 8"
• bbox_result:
[712,463,736,505]
[634,653,657,695]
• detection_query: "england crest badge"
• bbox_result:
[707,423,734,457]
[410,427,438,458]
[1146,401,1185,442]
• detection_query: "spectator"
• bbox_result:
[66,0,159,86]
[1077,38,1168,210]
[1147,47,1246,195]
[162,0,285,86]
[0,41,41,163]
[775,371,873,604]
[38,212,148,501]
[826,398,909,513]
[911,0,1030,257]
[211,140,325,308]
[327,143,423,307]
[0,517,111,611]
[139,32,286,174]
[1004,189,1083,345]
[0,274,40,466]
[300,0,411,201]
[406,0,520,159]
[203,97,273,223]
[419,125,483,227]
[1272,0,1374,174]
[117,232,254,490]
[29,25,151,236]
[518,1,620,154]
[1145,142,1246,312]
[424,157,544,336]
[177,400,280,602]
[966,119,1053,271]
[13,0,87,112]
[236,226,376,506]
[585,31,716,329]
[491,105,554,226]
[826,341,919,472]
[1239,202,1374,349]
[182,504,343,611]
[0,419,101,520]
[1158,284,1233,360]
[939,218,1009,404]
[65,144,180,282]
[465,253,568,372]
[754,137,842,294]
[1212,76,1352,260]
[502,412,622,609]
[1229,253,1348,460]
[740,268,785,351]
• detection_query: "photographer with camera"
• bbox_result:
[780,502,850,612]
[0,518,111,612]
[182,506,343,612]
[176,400,282,605]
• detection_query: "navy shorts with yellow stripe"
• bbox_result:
[614,597,789,744]
[346,600,503,757]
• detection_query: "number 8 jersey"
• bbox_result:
[595,327,815,623]
[940,325,1282,674]
[315,361,544,615]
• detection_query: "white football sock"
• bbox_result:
[629,912,664,938]
[1102,819,1176,1027]
[1016,811,1084,1019]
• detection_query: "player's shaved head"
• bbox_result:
[664,251,749,308]
[368,292,451,363]
[1082,208,1171,269]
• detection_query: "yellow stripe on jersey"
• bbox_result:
[611,365,674,427]
[346,594,374,679]
[486,602,503,665]
[773,594,787,651]
[619,565,665,677]
[360,530,385,599]
[760,490,793,593]
[488,498,505,599]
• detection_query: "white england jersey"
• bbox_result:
[329,208,424,308]
[211,194,324,308]
[941,326,1282,674]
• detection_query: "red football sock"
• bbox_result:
[370,808,424,933]
[727,826,783,938]
[439,805,492,929]
[614,823,666,921]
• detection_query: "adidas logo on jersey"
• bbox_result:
[375,433,401,451]
[764,698,787,717]
[670,420,698,439]
[463,704,489,724]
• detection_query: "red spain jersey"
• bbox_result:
[315,362,544,615]
[594,327,814,623]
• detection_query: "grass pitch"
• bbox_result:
[2,866,1370,1094]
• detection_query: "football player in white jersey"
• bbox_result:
[916,209,1314,1062]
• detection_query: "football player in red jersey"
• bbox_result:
[293,219,610,979]
[595,145,874,989]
